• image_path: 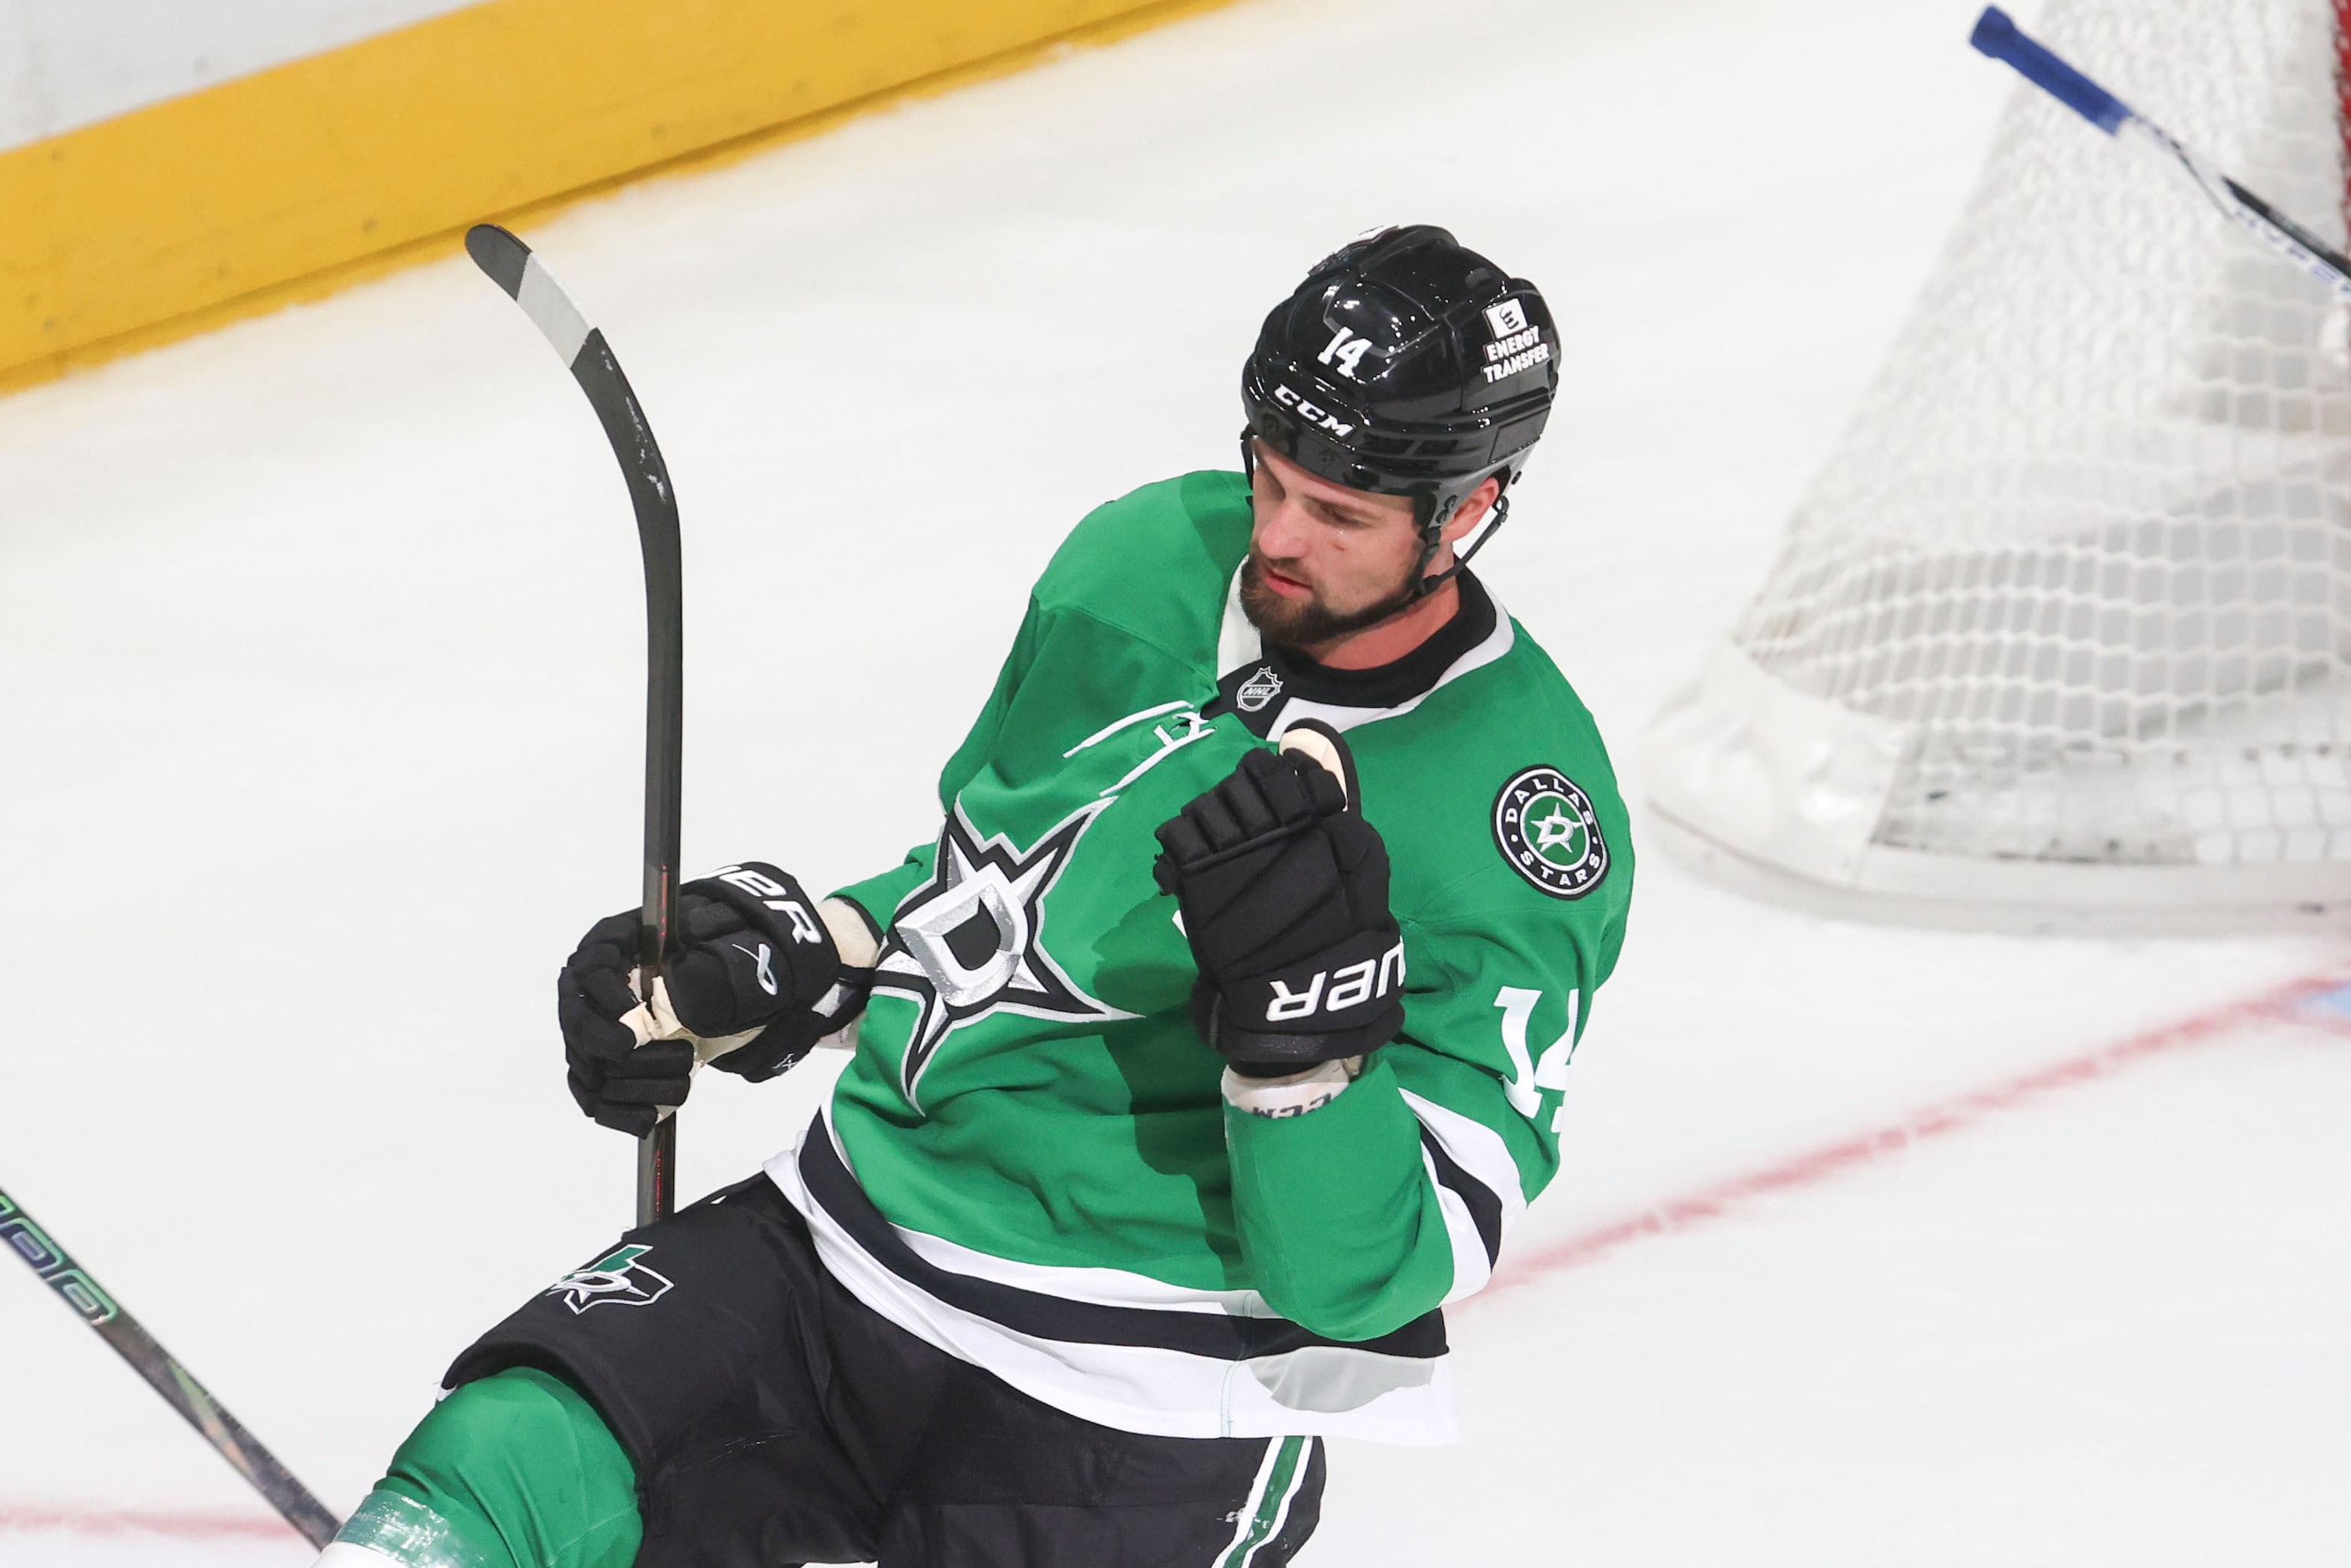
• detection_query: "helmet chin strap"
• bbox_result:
[1408,485,1510,599]
[1310,483,1512,640]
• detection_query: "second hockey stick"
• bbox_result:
[1,1185,340,1547]
[464,224,687,1227]
[1970,5,2351,301]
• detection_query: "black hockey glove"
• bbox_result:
[1153,734,1406,1070]
[557,863,863,1135]
[558,910,693,1135]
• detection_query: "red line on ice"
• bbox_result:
[0,1503,300,1540]
[1472,967,2351,1306]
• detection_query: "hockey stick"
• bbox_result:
[464,224,686,1227]
[1971,6,2351,301]
[0,1185,340,1547]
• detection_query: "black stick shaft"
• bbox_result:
[570,337,686,1227]
[463,225,686,1227]
[0,1186,340,1548]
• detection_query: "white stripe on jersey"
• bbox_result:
[765,1114,1461,1445]
[1401,1089,1529,1303]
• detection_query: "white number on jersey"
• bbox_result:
[1492,986,1579,1129]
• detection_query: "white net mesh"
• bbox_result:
[1654,0,2351,913]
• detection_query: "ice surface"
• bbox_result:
[2,0,2344,1560]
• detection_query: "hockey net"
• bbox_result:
[1644,0,2351,930]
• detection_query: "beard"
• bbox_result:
[1238,552,1416,650]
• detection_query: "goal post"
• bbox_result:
[1644,0,2351,933]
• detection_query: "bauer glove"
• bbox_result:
[556,863,876,1134]
[1153,726,1406,1070]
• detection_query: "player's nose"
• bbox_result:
[1252,498,1315,563]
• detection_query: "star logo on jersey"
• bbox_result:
[545,1244,672,1314]
[1528,800,1585,860]
[873,800,1133,1105]
[1492,765,1608,899]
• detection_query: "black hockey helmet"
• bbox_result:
[1241,225,1558,594]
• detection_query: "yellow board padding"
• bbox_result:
[0,0,1243,397]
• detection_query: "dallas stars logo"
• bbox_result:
[1528,798,1587,862]
[1492,765,1609,900]
[545,1244,672,1314]
[874,800,1133,1105]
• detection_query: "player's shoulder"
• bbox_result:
[1479,614,1619,790]
[1031,470,1253,635]
[1381,594,1619,793]
[1362,605,1632,931]
[1487,621,1630,904]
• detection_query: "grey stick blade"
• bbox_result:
[465,222,593,368]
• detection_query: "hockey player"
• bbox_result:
[321,225,1630,1568]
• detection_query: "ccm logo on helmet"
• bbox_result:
[1273,384,1357,438]
[1264,943,1406,1022]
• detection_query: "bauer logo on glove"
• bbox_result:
[1152,721,1406,1070]
[1259,940,1407,1022]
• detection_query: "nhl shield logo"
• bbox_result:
[1492,766,1608,899]
[545,1244,673,1314]
[1235,665,1284,714]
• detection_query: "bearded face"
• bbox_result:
[1238,550,1417,648]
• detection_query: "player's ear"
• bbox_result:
[1440,477,1502,545]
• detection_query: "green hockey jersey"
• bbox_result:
[763,469,1630,1444]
